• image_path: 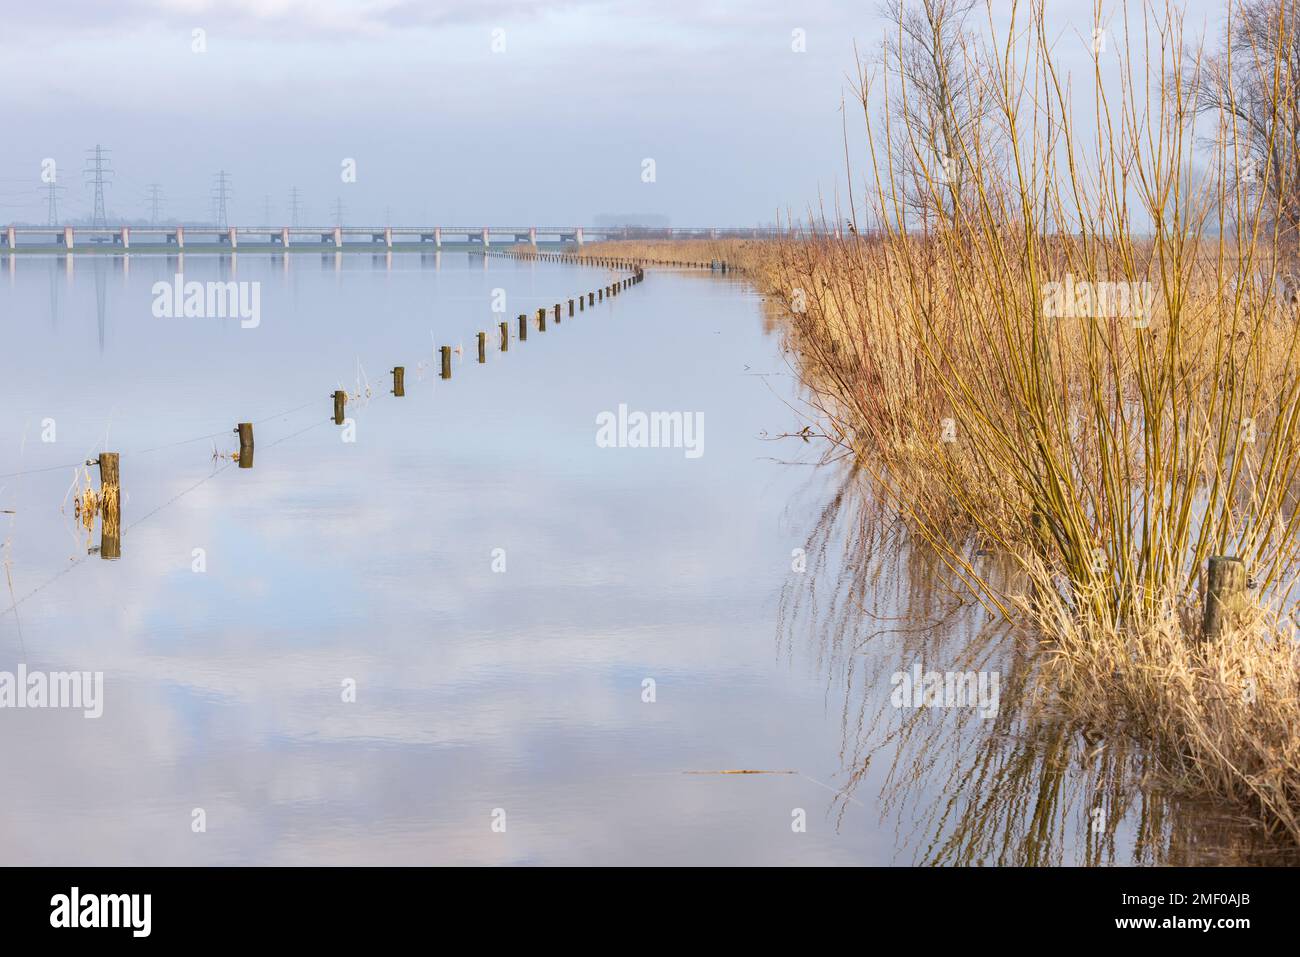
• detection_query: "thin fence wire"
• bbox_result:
[0,250,654,622]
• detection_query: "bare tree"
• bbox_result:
[1194,0,1300,255]
[877,0,988,225]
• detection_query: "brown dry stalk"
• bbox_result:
[586,0,1300,843]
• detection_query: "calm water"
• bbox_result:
[0,251,1291,865]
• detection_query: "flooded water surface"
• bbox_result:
[0,252,1292,865]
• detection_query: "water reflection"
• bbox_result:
[1,253,872,865]
[778,461,1300,865]
[93,257,108,353]
[3,249,1293,864]
[46,257,59,327]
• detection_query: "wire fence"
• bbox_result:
[0,248,664,621]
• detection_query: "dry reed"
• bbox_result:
[589,0,1300,842]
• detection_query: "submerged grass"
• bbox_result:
[590,0,1300,842]
[72,465,117,533]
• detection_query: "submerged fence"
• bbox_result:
[1,247,735,617]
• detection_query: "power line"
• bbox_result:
[211,170,232,228]
[43,181,65,226]
[82,145,113,228]
[145,183,165,225]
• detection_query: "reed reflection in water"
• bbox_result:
[777,463,1300,866]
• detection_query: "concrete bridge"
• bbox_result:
[0,224,790,251]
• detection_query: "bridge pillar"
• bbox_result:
[115,226,130,248]
[280,227,290,247]
[385,226,392,249]
[435,226,442,249]
[481,227,490,248]
[60,226,74,249]
[228,226,238,249]
[529,226,536,248]
[334,226,343,248]
[575,227,584,248]
[3,225,14,250]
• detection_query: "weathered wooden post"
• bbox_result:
[538,307,547,331]
[1202,556,1247,640]
[554,303,561,324]
[392,366,405,397]
[568,299,574,316]
[500,320,509,351]
[440,346,452,379]
[236,423,254,468]
[599,289,603,301]
[588,292,594,306]
[579,296,584,311]
[518,313,528,341]
[333,390,347,425]
[477,331,486,363]
[96,453,120,498]
[97,452,121,559]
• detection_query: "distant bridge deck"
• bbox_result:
[1,224,795,251]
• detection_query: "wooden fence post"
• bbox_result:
[1202,556,1247,640]
[236,423,254,468]
[98,452,121,559]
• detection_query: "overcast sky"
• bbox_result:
[0,0,1225,227]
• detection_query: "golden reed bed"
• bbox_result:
[585,0,1300,843]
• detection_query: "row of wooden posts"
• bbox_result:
[78,249,1250,637]
[81,440,1254,635]
[329,255,647,425]
[481,247,731,273]
[81,251,647,560]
